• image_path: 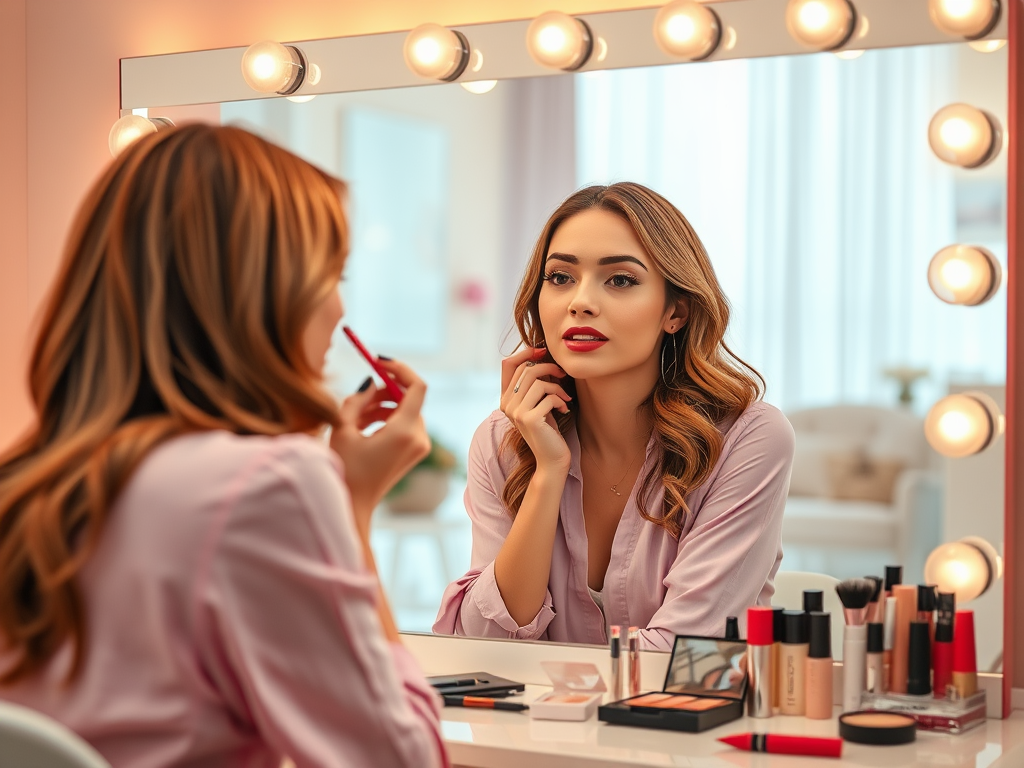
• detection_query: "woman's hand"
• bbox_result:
[331,359,431,538]
[500,347,572,475]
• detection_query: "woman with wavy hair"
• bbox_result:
[0,125,446,767]
[435,182,794,649]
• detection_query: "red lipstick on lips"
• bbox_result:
[562,326,608,352]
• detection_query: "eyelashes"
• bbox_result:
[541,271,641,287]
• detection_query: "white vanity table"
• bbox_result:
[404,633,1024,768]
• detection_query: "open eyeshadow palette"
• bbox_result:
[598,635,748,733]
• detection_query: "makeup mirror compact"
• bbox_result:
[599,636,748,733]
[530,661,607,721]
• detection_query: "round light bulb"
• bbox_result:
[241,41,306,95]
[653,0,722,61]
[928,0,1000,39]
[403,23,470,81]
[928,103,1002,168]
[927,245,1001,305]
[834,49,865,59]
[286,94,317,103]
[526,11,593,71]
[460,79,497,94]
[924,392,1003,457]
[924,537,1001,604]
[968,38,1006,52]
[108,114,158,157]
[785,0,857,51]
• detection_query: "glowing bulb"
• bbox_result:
[460,80,497,94]
[924,538,1002,604]
[526,11,593,71]
[925,392,1003,457]
[786,0,857,51]
[403,23,470,81]
[834,49,865,59]
[286,94,317,103]
[928,103,1001,168]
[241,41,307,95]
[653,0,722,61]
[928,0,1001,39]
[968,38,1006,52]
[108,114,159,157]
[927,245,1001,306]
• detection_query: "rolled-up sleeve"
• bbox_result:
[433,413,556,640]
[638,405,795,650]
[195,440,447,768]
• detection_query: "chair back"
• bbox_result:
[0,701,110,768]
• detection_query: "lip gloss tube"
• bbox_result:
[882,596,896,692]
[891,585,917,694]
[627,626,641,698]
[866,622,884,694]
[746,607,774,718]
[933,592,955,698]
[805,612,833,719]
[610,625,622,700]
[952,610,978,698]
[780,611,809,715]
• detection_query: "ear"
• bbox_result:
[663,295,690,334]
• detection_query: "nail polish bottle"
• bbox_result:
[805,612,833,719]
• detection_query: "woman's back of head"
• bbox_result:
[0,124,348,683]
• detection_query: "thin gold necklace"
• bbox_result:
[580,440,647,497]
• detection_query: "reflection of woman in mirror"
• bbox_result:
[0,126,444,766]
[435,182,793,649]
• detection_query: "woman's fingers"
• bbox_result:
[501,362,566,411]
[357,405,397,430]
[374,358,426,418]
[500,346,547,392]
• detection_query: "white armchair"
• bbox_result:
[782,404,943,583]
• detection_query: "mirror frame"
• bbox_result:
[117,0,1023,717]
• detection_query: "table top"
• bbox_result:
[440,684,1024,768]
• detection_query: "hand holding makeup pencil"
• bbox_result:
[331,358,431,537]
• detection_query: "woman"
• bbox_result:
[0,125,446,767]
[434,182,794,650]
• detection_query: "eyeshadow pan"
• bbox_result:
[677,698,729,711]
[627,693,676,707]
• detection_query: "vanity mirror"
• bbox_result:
[116,0,1018,714]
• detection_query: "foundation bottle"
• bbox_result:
[772,607,785,709]
[780,610,809,716]
[805,612,833,719]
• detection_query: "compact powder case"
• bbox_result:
[839,711,917,745]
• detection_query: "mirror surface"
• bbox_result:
[201,41,1007,665]
[664,637,749,699]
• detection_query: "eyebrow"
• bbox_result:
[545,253,649,272]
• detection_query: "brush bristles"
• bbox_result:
[865,575,883,602]
[835,578,876,610]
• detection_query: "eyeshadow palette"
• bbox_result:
[598,636,748,733]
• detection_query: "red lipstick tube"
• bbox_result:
[952,610,978,698]
[719,733,843,758]
[933,592,955,698]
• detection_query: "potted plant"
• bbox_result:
[384,435,460,514]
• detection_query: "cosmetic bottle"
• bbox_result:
[772,607,785,709]
[725,616,740,642]
[805,612,833,719]
[884,565,903,599]
[746,606,774,718]
[907,622,932,695]
[952,610,978,698]
[779,610,808,715]
[933,592,955,698]
[866,622,884,694]
[803,590,823,614]
[883,596,896,692]
[891,585,917,694]
[627,627,641,698]
[917,585,936,641]
[610,625,622,700]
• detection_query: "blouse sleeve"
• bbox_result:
[638,405,795,650]
[432,413,556,640]
[194,437,447,768]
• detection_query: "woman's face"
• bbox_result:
[302,279,344,374]
[538,208,686,382]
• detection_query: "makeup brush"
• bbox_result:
[836,578,875,712]
[864,576,883,623]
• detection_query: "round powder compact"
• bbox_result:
[839,711,917,745]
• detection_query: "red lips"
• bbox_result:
[562,326,608,353]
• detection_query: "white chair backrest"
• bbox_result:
[786,404,932,469]
[0,701,110,768]
[772,570,845,660]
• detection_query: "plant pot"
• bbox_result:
[385,468,451,514]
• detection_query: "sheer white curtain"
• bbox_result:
[576,47,1005,412]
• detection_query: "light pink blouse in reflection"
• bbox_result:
[0,432,446,768]
[434,401,794,649]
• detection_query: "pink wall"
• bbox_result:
[1,0,1022,698]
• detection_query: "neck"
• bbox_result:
[575,358,659,462]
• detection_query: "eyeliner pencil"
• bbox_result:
[443,695,528,711]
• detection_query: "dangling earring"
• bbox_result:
[660,332,679,386]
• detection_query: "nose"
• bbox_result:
[567,280,598,317]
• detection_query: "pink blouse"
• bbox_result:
[433,401,794,650]
[0,432,446,768]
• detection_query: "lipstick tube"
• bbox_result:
[610,625,622,700]
[952,610,978,698]
[805,612,833,719]
[933,592,955,698]
[746,607,774,718]
[627,626,641,698]
[882,596,896,692]
[891,585,917,694]
[866,622,884,694]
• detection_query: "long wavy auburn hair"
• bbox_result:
[0,125,348,683]
[502,182,764,537]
